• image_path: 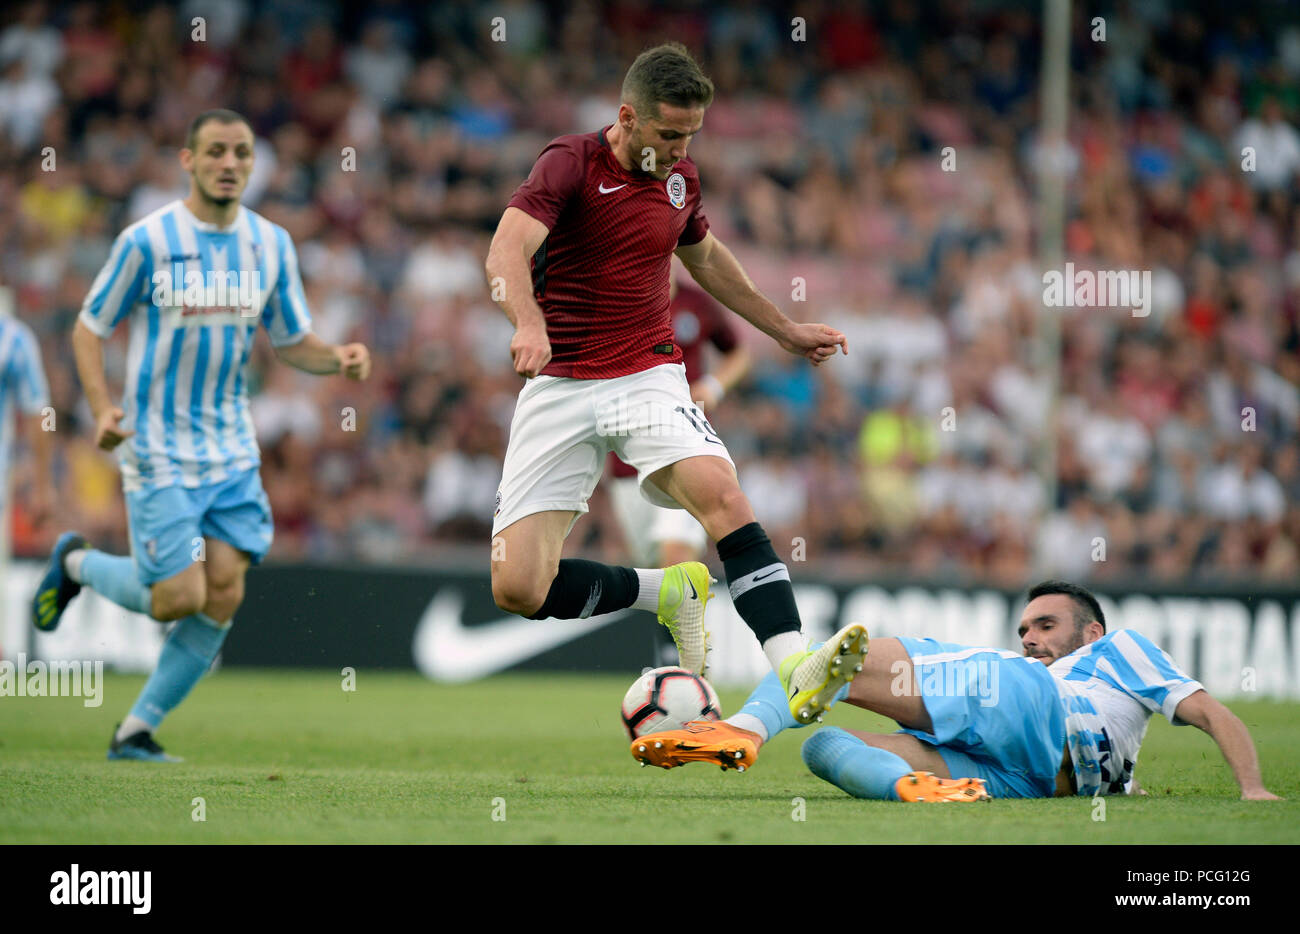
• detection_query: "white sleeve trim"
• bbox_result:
[77,308,114,338]
[1164,682,1205,725]
[270,326,312,348]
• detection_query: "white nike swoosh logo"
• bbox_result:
[412,588,632,682]
[598,183,628,193]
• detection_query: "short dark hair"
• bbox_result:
[1027,580,1106,633]
[621,42,714,121]
[185,109,251,150]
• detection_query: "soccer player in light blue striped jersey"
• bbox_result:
[31,110,371,762]
[634,580,1281,803]
[1026,582,1276,800]
[0,308,55,524]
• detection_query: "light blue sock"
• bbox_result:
[128,614,229,729]
[80,550,152,615]
[801,727,909,800]
[728,643,852,742]
[731,670,801,739]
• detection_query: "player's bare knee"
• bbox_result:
[491,574,546,617]
[494,589,546,617]
[204,579,244,621]
[701,484,753,533]
[151,583,205,621]
[721,484,753,520]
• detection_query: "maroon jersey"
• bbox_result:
[607,282,739,479]
[506,125,711,379]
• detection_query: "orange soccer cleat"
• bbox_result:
[630,720,760,772]
[894,771,992,802]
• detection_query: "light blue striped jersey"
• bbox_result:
[0,316,51,483]
[1049,629,1203,797]
[79,200,312,491]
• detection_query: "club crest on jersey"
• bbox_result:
[666,172,686,209]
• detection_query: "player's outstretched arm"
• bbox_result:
[1173,690,1282,800]
[274,332,371,380]
[72,319,134,451]
[675,232,847,366]
[485,206,552,378]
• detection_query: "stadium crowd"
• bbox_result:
[2,0,1298,587]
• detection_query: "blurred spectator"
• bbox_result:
[0,57,58,150]
[0,2,63,79]
[1,0,1295,588]
[1233,95,1300,192]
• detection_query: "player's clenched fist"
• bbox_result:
[511,324,552,378]
[336,343,371,380]
[94,406,134,451]
[778,322,849,366]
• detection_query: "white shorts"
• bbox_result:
[608,475,710,565]
[492,363,735,537]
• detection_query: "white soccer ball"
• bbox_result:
[620,666,721,740]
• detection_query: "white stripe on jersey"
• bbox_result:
[1111,630,1189,721]
[0,323,19,478]
[1050,629,1203,797]
[910,646,1023,667]
[0,318,51,485]
[79,233,145,338]
[172,216,203,487]
[80,200,312,491]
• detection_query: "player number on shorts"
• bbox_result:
[675,405,720,440]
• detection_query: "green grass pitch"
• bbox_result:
[2,670,1297,844]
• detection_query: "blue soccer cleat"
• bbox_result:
[32,532,89,632]
[107,726,183,763]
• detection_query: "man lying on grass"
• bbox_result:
[632,580,1282,803]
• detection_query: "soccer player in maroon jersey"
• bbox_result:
[606,265,751,570]
[484,43,867,724]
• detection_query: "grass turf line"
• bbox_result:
[1,670,1296,844]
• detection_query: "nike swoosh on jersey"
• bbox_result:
[412,588,632,682]
[598,183,628,193]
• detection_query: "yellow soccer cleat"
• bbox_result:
[631,720,759,772]
[656,561,714,674]
[780,623,869,725]
[895,771,992,802]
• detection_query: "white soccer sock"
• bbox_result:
[632,568,665,612]
[763,631,806,672]
[64,548,87,584]
[725,712,770,742]
[115,715,153,742]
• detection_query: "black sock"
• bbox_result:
[716,522,801,642]
[527,559,638,620]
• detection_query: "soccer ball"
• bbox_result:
[620,666,721,740]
